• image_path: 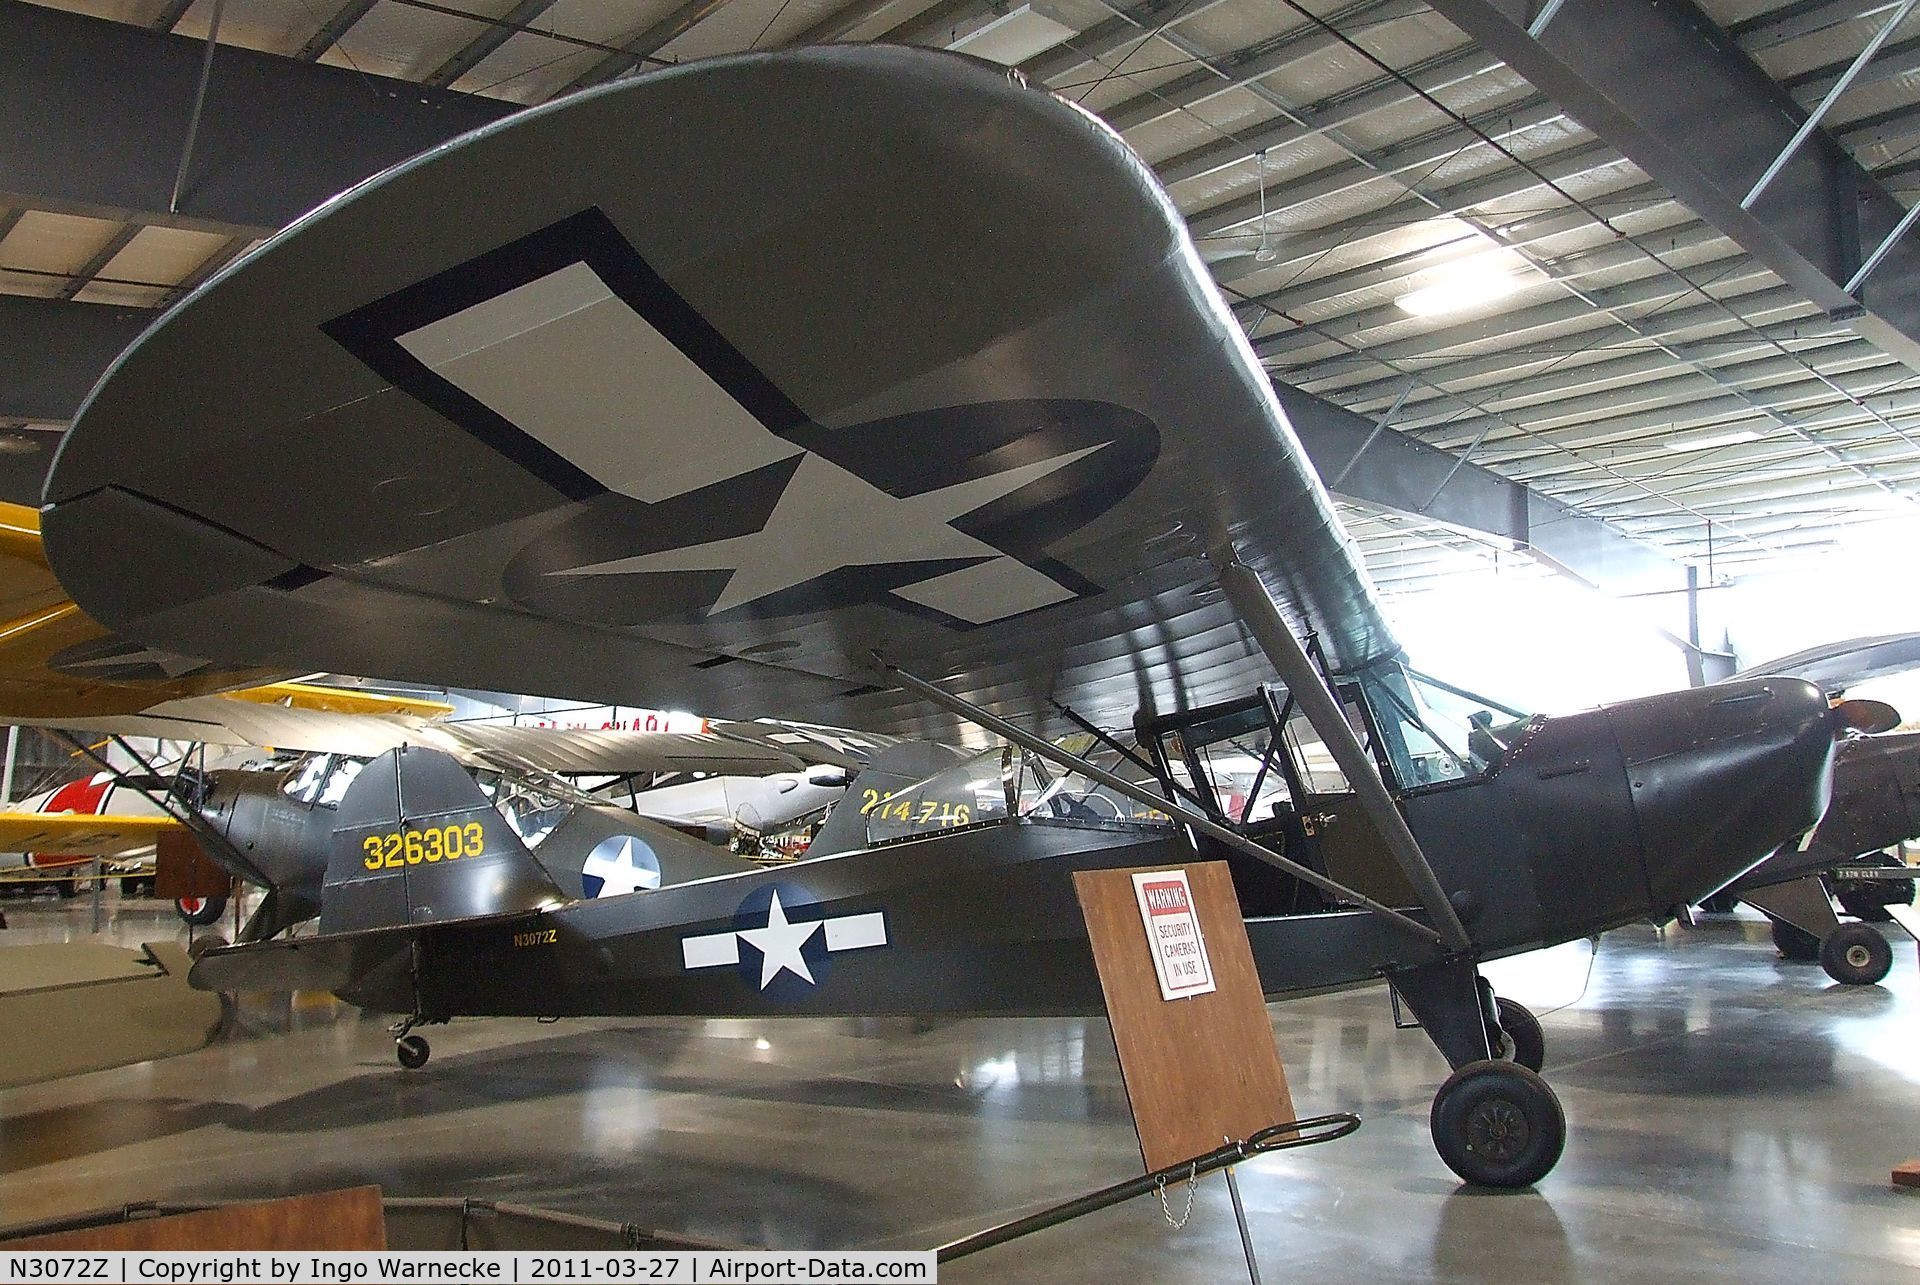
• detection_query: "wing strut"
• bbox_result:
[55,731,273,889]
[872,657,1444,947]
[1207,550,1475,953]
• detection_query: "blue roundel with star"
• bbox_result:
[580,834,660,899]
[730,883,835,1004]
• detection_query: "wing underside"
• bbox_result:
[0,811,185,856]
[45,47,1399,740]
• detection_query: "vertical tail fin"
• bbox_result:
[320,745,561,934]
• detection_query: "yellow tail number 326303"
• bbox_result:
[361,821,486,871]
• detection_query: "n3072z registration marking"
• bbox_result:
[513,928,558,948]
[6,1259,111,1279]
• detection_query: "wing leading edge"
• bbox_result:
[46,47,1400,741]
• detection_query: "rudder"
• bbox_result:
[322,745,561,934]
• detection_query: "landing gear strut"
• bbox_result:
[1393,959,1564,1188]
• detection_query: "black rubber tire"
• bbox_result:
[1430,1060,1566,1189]
[1699,891,1740,914]
[1494,997,1546,1073]
[396,1035,431,1070]
[1819,923,1894,986]
[1770,917,1821,962]
[175,895,227,926]
[56,879,78,900]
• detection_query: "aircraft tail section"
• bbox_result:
[321,745,562,934]
[806,741,973,858]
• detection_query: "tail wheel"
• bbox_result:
[176,895,227,926]
[1430,1060,1566,1189]
[1492,997,1546,1073]
[396,1035,431,1070]
[1820,923,1893,986]
[56,879,79,900]
[1769,917,1821,962]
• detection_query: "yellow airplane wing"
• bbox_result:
[0,501,317,719]
[0,810,186,856]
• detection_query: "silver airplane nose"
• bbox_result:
[1608,676,1836,909]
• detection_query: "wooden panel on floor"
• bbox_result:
[1895,1159,1920,1189]
[0,1187,386,1250]
[1073,861,1293,1173]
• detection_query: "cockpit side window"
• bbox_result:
[315,756,367,808]
[282,754,331,804]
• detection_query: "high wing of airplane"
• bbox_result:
[0,500,292,718]
[1735,632,1920,694]
[0,809,185,858]
[43,47,1846,1190]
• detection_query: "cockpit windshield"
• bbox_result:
[863,745,1174,845]
[1356,664,1533,788]
[281,753,369,809]
[473,768,582,851]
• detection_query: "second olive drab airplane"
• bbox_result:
[1689,636,1920,985]
[44,47,1848,1189]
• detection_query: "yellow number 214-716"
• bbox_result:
[361,822,486,871]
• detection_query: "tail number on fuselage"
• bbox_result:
[361,822,486,871]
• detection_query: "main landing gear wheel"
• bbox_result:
[1770,918,1821,962]
[1430,1060,1566,1189]
[396,1035,431,1069]
[1492,997,1546,1073]
[1819,923,1893,986]
[175,895,227,926]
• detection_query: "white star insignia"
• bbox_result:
[580,836,660,898]
[680,894,889,990]
[62,643,213,679]
[551,446,1104,621]
[736,889,822,988]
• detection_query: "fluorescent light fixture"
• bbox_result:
[1396,251,1529,316]
[1663,428,1762,452]
[949,4,1076,65]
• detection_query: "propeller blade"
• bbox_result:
[1832,697,1901,735]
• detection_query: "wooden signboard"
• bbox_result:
[0,1187,387,1251]
[1073,861,1293,1173]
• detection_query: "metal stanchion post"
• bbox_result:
[1223,1164,1262,1285]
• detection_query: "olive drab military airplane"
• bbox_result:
[0,496,889,925]
[41,46,1856,1190]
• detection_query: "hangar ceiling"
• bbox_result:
[4,0,1920,601]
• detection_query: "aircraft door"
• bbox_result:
[1281,692,1419,910]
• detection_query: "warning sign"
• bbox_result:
[1131,869,1216,1001]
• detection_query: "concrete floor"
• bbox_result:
[1,894,1917,1281]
